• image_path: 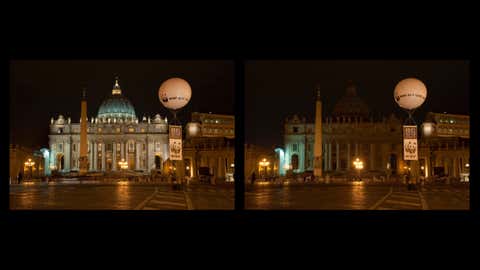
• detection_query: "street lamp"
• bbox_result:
[24,158,35,180]
[118,158,128,179]
[422,121,435,179]
[259,158,270,179]
[353,158,363,181]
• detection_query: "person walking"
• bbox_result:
[17,172,23,184]
[251,172,256,185]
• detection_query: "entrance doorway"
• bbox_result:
[57,154,64,171]
[291,154,299,170]
[155,155,162,169]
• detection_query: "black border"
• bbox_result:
[3,46,478,231]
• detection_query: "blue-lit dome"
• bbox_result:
[97,77,137,120]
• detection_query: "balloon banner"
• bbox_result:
[403,125,418,161]
[169,125,182,161]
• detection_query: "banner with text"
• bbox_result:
[169,125,182,161]
[403,125,418,161]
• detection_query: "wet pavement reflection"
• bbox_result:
[10,183,234,210]
[245,183,469,210]
[248,184,399,210]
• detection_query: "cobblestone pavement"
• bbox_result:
[9,182,234,210]
[245,183,469,210]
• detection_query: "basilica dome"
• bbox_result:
[332,81,370,118]
[97,77,137,120]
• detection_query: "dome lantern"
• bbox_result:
[97,76,136,120]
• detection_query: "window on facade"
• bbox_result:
[59,143,63,151]
[73,144,76,152]
[98,128,102,132]
[129,128,134,132]
[293,127,299,133]
[129,142,135,152]
[107,143,112,151]
[141,128,145,132]
[116,128,120,133]
[292,144,298,151]
[117,143,121,151]
[156,142,160,151]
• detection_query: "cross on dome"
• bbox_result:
[112,75,122,95]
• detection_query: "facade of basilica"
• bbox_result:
[283,81,405,176]
[47,77,169,175]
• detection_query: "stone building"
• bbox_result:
[183,112,235,183]
[283,81,405,176]
[47,77,169,174]
[419,112,470,180]
[9,144,45,182]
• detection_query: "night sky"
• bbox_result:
[10,60,234,149]
[245,60,469,149]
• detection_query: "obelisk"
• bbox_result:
[313,87,323,178]
[79,88,88,175]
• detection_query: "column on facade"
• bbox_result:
[347,143,351,171]
[89,141,93,170]
[370,144,375,170]
[218,156,223,179]
[355,143,359,158]
[93,142,98,170]
[112,142,117,171]
[146,137,150,171]
[453,156,458,178]
[192,155,197,178]
[328,143,332,171]
[101,142,106,171]
[336,143,340,171]
[64,141,71,171]
[121,141,125,162]
[324,143,328,171]
[135,142,141,170]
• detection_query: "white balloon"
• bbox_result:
[158,77,192,110]
[394,78,427,110]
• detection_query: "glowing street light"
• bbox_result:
[353,158,363,170]
[24,158,35,179]
[259,158,270,179]
[118,159,128,170]
[353,158,363,181]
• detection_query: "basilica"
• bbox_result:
[47,77,169,174]
[283,81,405,176]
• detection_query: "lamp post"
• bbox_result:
[422,121,435,182]
[353,157,363,181]
[24,158,35,180]
[118,158,128,179]
[259,158,270,180]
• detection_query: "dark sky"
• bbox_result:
[245,60,470,149]
[10,60,234,148]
